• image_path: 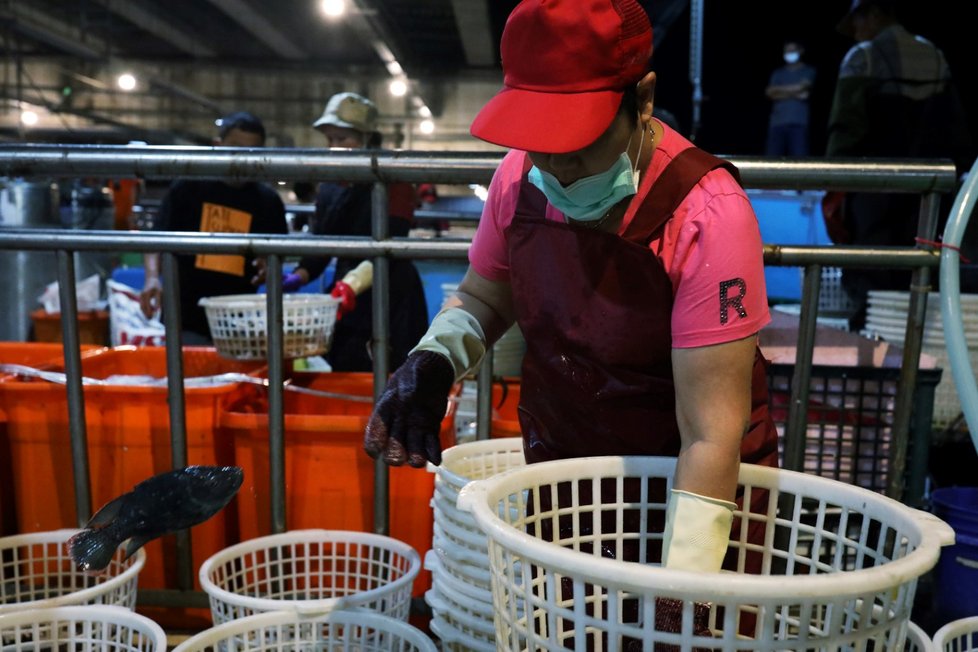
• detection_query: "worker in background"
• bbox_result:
[255,92,428,371]
[139,111,288,344]
[764,40,816,157]
[825,0,973,329]
[364,2,779,639]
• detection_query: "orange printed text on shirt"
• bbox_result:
[194,202,253,275]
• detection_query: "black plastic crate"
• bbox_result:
[767,364,942,497]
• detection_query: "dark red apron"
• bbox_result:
[508,147,779,582]
[508,146,778,469]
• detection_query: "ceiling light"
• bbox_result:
[20,110,38,126]
[117,73,137,91]
[389,79,407,97]
[321,0,345,18]
[386,61,403,77]
[418,105,432,119]
[419,119,435,135]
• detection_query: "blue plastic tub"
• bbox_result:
[932,486,978,623]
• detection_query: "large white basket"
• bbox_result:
[933,616,978,651]
[199,530,420,625]
[0,529,145,613]
[199,293,340,360]
[904,621,935,652]
[0,605,166,651]
[171,608,437,652]
[458,456,954,651]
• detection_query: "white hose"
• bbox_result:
[940,158,978,454]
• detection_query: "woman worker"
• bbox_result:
[365,0,779,585]
[274,92,428,371]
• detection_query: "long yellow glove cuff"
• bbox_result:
[410,307,487,382]
[340,260,373,295]
[662,489,736,573]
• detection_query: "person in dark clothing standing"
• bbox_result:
[139,111,288,344]
[765,40,816,157]
[825,0,973,329]
[275,92,428,371]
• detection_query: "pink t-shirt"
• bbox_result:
[469,120,771,348]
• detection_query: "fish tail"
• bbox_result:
[67,528,119,573]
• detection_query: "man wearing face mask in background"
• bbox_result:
[764,40,816,157]
[365,0,780,633]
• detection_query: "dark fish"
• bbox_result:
[67,465,244,572]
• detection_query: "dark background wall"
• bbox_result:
[649,0,975,159]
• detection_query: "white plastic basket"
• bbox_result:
[0,529,145,613]
[458,456,955,651]
[933,616,978,651]
[429,437,526,493]
[0,605,166,651]
[198,293,340,360]
[905,620,935,652]
[171,607,437,652]
[429,615,495,652]
[199,529,420,625]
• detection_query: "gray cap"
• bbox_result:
[312,92,378,133]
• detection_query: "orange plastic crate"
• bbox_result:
[30,309,110,346]
[0,345,264,599]
[0,342,106,537]
[477,376,522,437]
[220,371,455,600]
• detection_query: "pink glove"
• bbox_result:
[331,281,357,320]
[282,272,304,292]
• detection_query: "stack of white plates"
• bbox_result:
[425,438,526,651]
[862,290,978,427]
[441,283,525,377]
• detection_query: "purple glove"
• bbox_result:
[282,272,304,292]
[364,351,454,468]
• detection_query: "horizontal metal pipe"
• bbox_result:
[0,145,958,192]
[0,231,943,269]
[732,157,957,193]
[763,244,940,268]
[136,589,210,609]
[0,229,472,258]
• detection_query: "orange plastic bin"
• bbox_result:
[0,345,264,605]
[220,371,455,600]
[0,342,106,537]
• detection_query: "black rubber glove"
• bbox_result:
[364,350,455,468]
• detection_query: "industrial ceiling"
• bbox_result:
[0,0,687,144]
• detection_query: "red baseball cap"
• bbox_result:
[470,0,653,154]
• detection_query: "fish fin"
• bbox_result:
[124,534,153,560]
[67,528,118,573]
[85,495,125,529]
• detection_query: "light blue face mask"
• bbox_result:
[528,129,643,223]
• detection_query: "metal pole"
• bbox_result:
[476,348,494,441]
[0,147,957,193]
[160,253,193,591]
[781,264,823,473]
[688,0,705,141]
[886,192,942,500]
[265,254,287,534]
[371,180,391,536]
[57,250,91,526]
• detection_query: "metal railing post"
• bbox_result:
[57,250,91,526]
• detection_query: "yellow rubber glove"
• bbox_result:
[661,489,735,573]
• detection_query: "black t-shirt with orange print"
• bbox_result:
[154,179,288,338]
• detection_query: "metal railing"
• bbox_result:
[0,146,957,610]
